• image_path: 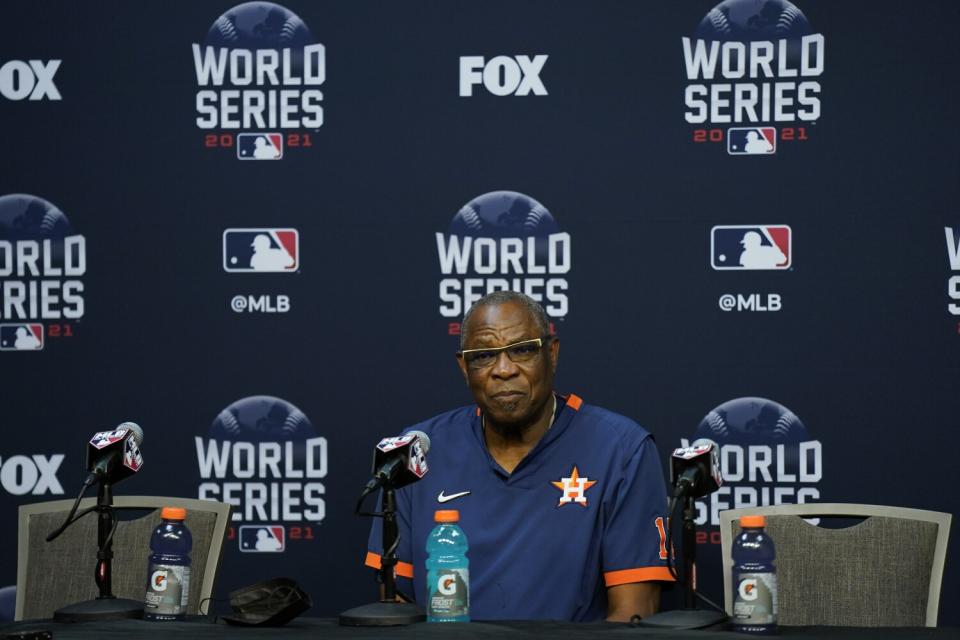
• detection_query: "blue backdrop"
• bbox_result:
[1,0,957,624]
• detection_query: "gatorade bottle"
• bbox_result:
[425,509,469,622]
[143,507,192,621]
[732,515,778,635]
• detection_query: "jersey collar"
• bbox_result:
[472,393,583,479]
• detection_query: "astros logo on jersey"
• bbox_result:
[551,465,597,507]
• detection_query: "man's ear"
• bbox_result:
[456,354,469,383]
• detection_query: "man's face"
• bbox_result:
[456,301,559,428]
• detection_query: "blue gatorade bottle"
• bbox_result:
[426,509,469,622]
[732,515,778,634]
[143,507,192,621]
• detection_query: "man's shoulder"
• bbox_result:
[403,405,476,439]
[574,400,654,447]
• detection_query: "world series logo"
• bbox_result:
[0,194,86,352]
[943,227,960,316]
[196,396,327,552]
[193,1,325,159]
[680,397,824,544]
[682,0,825,155]
[946,226,960,326]
[436,191,571,334]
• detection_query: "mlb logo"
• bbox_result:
[239,525,286,553]
[223,228,299,273]
[237,133,283,160]
[727,127,776,155]
[711,225,792,270]
[0,324,44,351]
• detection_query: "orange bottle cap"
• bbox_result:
[740,515,766,528]
[161,507,187,520]
[434,509,459,523]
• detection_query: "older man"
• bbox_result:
[365,291,672,621]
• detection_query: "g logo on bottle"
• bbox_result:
[738,578,758,601]
[438,575,457,596]
[152,570,169,591]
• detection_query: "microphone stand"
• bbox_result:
[638,494,728,629]
[679,495,697,610]
[51,479,144,622]
[379,488,401,604]
[339,485,426,626]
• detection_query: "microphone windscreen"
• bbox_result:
[119,421,144,446]
[408,430,431,454]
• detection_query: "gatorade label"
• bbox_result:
[733,572,778,626]
[428,568,469,618]
[144,564,191,618]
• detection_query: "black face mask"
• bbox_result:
[222,578,312,626]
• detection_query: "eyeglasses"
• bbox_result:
[458,336,552,371]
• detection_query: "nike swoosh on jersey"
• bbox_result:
[437,490,471,503]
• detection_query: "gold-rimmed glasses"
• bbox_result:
[458,336,552,371]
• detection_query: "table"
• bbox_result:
[1,618,959,640]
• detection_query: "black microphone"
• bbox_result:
[670,438,721,499]
[86,421,144,485]
[364,430,430,493]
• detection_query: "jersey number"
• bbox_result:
[655,517,668,560]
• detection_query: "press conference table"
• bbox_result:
[2,618,959,640]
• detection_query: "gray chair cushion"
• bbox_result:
[747,515,938,626]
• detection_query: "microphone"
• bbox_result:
[86,421,144,485]
[364,430,430,492]
[670,438,721,499]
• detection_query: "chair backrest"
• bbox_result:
[719,504,951,627]
[17,496,230,621]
